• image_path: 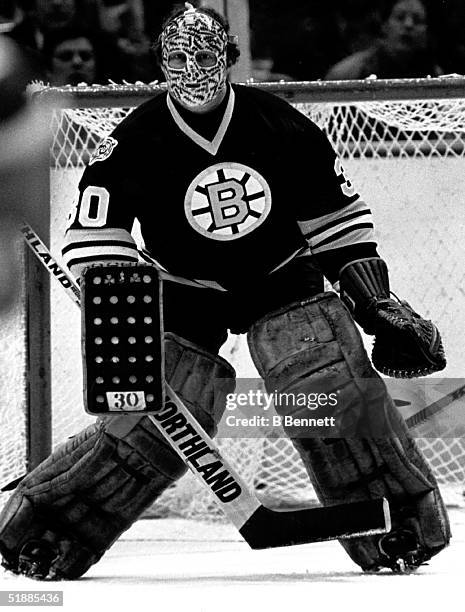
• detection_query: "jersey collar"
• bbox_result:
[166,86,235,155]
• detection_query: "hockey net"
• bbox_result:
[1,79,465,519]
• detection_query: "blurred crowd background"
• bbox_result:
[1,0,465,87]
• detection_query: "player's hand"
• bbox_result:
[339,257,446,378]
[371,296,446,378]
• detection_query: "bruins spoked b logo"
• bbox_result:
[184,162,272,241]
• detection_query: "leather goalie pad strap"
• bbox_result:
[0,332,235,580]
[247,292,450,570]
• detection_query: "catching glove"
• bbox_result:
[339,258,446,378]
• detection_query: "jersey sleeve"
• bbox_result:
[293,120,379,282]
[61,135,139,280]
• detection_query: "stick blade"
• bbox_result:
[239,498,390,550]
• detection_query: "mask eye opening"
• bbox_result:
[195,50,218,68]
[167,51,188,69]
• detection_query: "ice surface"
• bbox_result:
[1,510,464,612]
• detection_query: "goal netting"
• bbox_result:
[1,78,465,520]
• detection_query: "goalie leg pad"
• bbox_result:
[248,292,450,571]
[0,333,235,580]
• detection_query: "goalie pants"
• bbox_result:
[163,255,324,351]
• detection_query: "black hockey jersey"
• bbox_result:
[62,84,377,289]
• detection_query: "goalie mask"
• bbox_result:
[161,3,229,109]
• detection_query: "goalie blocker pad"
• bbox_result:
[81,264,164,415]
[248,292,450,572]
[0,333,236,580]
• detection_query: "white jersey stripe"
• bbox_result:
[311,226,376,254]
[297,198,370,235]
[62,227,138,278]
[63,227,136,248]
[306,214,374,247]
[63,243,138,264]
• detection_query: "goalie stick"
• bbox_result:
[20,223,225,296]
[405,383,465,430]
[21,223,391,549]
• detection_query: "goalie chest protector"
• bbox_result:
[73,85,356,290]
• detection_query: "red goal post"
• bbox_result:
[1,77,465,518]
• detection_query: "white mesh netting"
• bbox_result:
[2,81,465,518]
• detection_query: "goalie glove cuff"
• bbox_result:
[339,257,390,334]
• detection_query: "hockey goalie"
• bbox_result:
[0,3,450,580]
